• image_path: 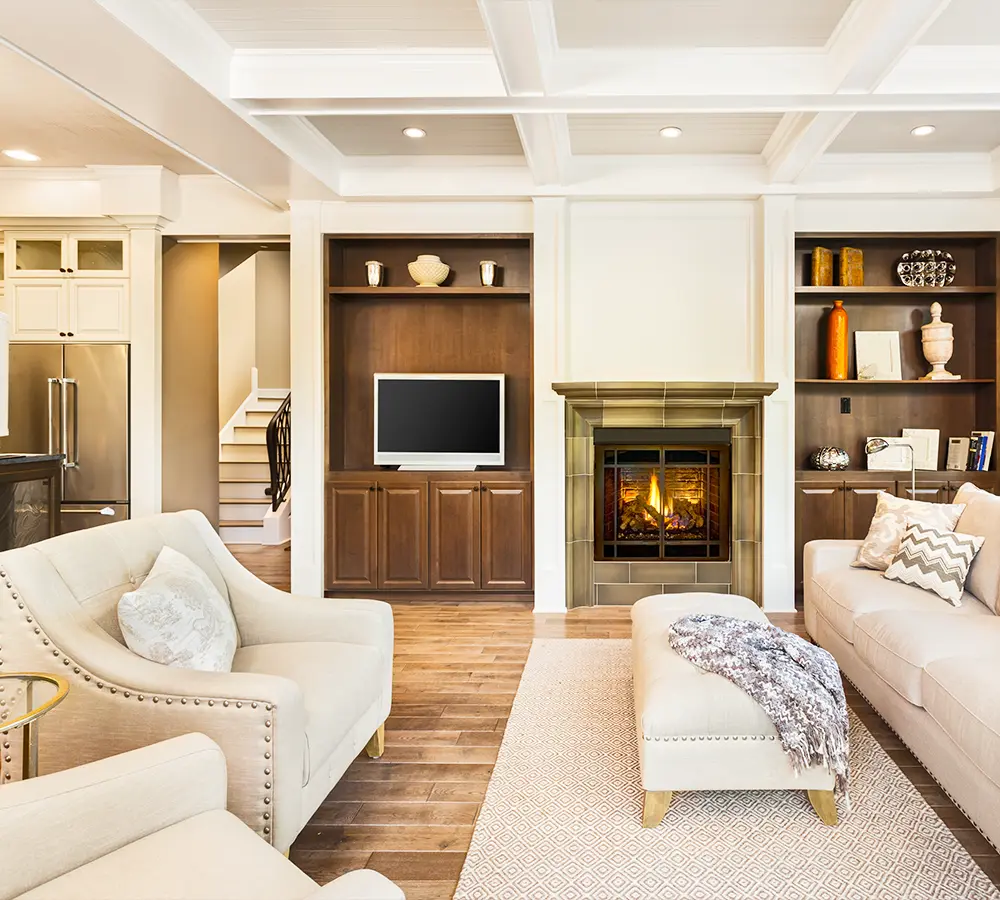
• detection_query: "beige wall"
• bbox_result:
[162,242,220,526]
[254,250,290,390]
[218,256,256,427]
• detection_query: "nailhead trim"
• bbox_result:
[643,733,778,742]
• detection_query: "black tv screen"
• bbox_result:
[375,376,504,464]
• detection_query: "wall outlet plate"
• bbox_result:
[841,397,851,414]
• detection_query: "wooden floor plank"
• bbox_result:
[234,546,1000,898]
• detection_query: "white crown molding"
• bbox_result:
[0,167,96,181]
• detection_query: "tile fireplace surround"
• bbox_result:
[553,382,778,608]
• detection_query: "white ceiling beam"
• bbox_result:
[477,0,571,186]
[231,50,505,100]
[244,93,1000,116]
[765,0,955,184]
[88,0,343,196]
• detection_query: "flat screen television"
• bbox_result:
[374,374,505,469]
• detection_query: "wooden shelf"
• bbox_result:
[329,286,530,298]
[795,286,996,295]
[796,379,995,384]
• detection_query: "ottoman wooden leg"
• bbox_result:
[807,790,838,826]
[365,723,385,759]
[642,791,673,828]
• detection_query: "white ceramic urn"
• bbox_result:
[920,301,961,380]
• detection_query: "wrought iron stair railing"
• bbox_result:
[264,393,290,512]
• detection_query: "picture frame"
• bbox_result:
[902,428,941,471]
[855,331,902,381]
[866,436,912,472]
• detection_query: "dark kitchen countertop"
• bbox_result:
[0,453,65,467]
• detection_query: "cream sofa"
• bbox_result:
[0,733,404,900]
[0,511,393,852]
[804,486,1000,851]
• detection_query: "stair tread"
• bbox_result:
[219,519,264,528]
[220,478,269,483]
[220,498,271,505]
[235,424,267,430]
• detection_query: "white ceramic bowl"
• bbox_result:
[407,254,450,287]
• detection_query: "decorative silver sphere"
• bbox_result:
[810,447,850,471]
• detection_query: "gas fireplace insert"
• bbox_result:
[596,445,730,561]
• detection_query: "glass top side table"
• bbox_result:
[0,673,70,781]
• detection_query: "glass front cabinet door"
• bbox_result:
[69,235,128,277]
[6,234,67,277]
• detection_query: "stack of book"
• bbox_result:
[949,432,995,471]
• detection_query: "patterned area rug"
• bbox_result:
[454,639,1000,900]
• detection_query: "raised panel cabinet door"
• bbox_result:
[481,481,532,591]
[325,482,377,589]
[429,482,481,590]
[794,482,845,588]
[68,281,129,340]
[377,482,429,589]
[897,481,949,505]
[8,281,68,340]
[845,481,896,540]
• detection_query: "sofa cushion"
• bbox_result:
[955,482,1000,614]
[17,809,317,900]
[883,521,985,607]
[853,611,1000,707]
[853,492,965,572]
[922,656,1000,793]
[233,641,385,784]
[809,564,992,644]
[117,547,239,672]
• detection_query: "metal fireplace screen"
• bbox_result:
[597,446,730,561]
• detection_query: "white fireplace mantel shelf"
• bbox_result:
[551,382,779,402]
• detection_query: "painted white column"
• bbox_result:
[758,195,797,612]
[119,217,167,518]
[532,198,569,613]
[289,200,325,596]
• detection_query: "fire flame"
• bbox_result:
[644,472,670,522]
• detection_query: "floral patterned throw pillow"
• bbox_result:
[118,546,238,672]
[852,492,966,571]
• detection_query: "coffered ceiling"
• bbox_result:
[4,0,1000,202]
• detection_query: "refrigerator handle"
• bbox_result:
[47,378,61,457]
[59,378,78,470]
[64,378,80,468]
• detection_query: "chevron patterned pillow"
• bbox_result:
[884,521,985,606]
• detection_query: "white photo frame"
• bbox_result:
[902,428,941,471]
[855,331,902,381]
[866,436,912,472]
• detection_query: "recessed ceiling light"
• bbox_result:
[659,126,683,139]
[910,124,936,137]
[2,148,40,161]
[402,127,426,139]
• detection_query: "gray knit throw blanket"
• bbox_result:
[668,614,850,799]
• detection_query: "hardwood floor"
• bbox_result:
[232,544,1000,899]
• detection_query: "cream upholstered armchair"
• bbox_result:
[0,733,404,900]
[0,511,393,853]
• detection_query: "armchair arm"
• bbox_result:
[0,734,225,900]
[309,871,406,900]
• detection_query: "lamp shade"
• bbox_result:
[0,311,8,437]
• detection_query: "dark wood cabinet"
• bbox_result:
[377,483,429,589]
[430,482,481,590]
[481,481,533,590]
[794,482,844,587]
[327,473,533,596]
[844,481,895,539]
[326,482,377,589]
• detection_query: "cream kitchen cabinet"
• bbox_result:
[4,278,129,341]
[4,232,128,279]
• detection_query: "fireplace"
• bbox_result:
[598,445,730,561]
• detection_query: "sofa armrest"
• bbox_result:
[0,734,225,900]
[803,540,862,582]
[309,871,406,900]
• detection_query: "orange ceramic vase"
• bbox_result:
[827,300,849,380]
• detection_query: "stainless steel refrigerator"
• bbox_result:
[2,344,129,532]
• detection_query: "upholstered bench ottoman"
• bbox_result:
[631,592,837,828]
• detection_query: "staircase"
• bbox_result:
[219,391,288,544]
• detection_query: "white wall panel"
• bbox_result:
[565,201,758,382]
